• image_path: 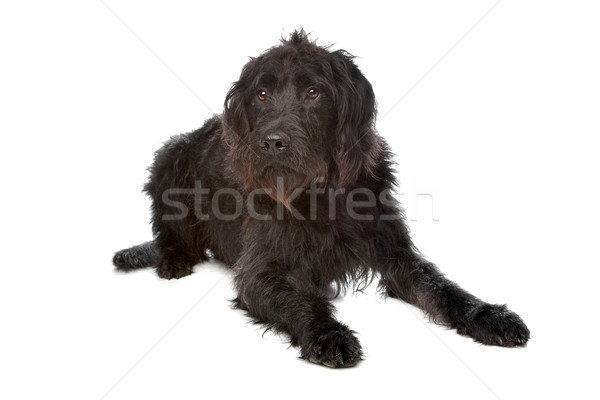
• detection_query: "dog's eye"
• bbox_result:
[307,87,319,100]
[257,89,267,102]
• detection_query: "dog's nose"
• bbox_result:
[260,133,289,154]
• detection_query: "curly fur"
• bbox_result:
[113,30,530,367]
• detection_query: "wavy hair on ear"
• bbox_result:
[221,60,260,192]
[329,50,382,187]
[223,62,253,143]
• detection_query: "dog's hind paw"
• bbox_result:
[301,325,363,368]
[156,260,194,280]
[459,303,530,347]
[157,266,193,280]
[155,252,197,280]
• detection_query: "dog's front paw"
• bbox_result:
[301,326,363,368]
[460,303,530,347]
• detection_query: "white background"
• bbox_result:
[1,1,599,399]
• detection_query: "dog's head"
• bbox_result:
[223,30,381,207]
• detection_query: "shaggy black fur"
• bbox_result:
[113,30,530,367]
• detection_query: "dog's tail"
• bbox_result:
[113,241,159,271]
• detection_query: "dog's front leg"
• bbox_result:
[373,218,530,346]
[378,254,530,346]
[233,264,363,368]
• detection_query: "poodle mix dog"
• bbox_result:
[114,30,530,367]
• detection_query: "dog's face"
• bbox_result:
[223,30,381,207]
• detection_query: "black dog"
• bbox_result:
[114,30,529,367]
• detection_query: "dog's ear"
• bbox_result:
[330,50,381,187]
[224,55,264,143]
[223,77,250,142]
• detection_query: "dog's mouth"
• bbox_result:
[229,146,329,210]
[251,162,326,210]
[257,166,309,209]
[259,161,300,175]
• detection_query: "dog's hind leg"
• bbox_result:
[113,241,159,271]
[113,232,207,280]
[152,229,208,280]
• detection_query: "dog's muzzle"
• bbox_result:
[258,132,290,155]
